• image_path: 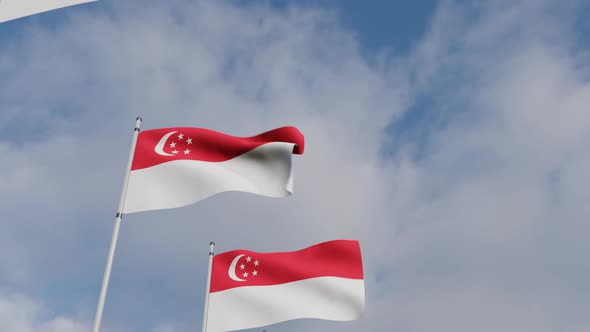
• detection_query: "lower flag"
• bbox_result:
[206,240,365,331]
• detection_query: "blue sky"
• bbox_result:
[264,0,438,53]
[1,1,590,331]
[1,1,438,50]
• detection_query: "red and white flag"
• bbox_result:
[123,126,304,214]
[206,240,365,331]
[0,0,96,23]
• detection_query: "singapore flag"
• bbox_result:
[0,0,96,23]
[206,240,365,331]
[123,126,304,214]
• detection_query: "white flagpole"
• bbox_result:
[92,117,142,332]
[202,241,215,332]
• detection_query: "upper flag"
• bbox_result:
[0,0,96,23]
[206,240,365,331]
[123,126,304,214]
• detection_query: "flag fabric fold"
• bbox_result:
[206,240,365,331]
[0,0,96,23]
[123,126,304,214]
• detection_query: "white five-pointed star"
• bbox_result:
[169,142,176,148]
[177,133,184,140]
[242,272,249,278]
[252,270,258,276]
[172,150,179,154]
[246,256,252,262]
[186,138,193,144]
[240,264,245,270]
[184,149,190,155]
[254,260,259,266]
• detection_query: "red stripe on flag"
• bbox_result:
[210,240,363,293]
[131,126,304,171]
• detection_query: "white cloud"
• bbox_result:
[376,1,590,331]
[0,292,89,332]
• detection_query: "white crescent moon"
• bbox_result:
[228,254,246,282]
[154,131,177,156]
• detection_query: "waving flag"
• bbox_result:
[123,126,304,214]
[206,240,365,331]
[0,0,96,23]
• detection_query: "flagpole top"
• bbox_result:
[134,117,143,131]
[209,242,216,255]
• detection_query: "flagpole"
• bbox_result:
[92,117,143,332]
[202,241,215,332]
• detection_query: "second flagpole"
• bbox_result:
[202,241,215,332]
[92,117,142,332]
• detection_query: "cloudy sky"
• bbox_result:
[1,0,590,331]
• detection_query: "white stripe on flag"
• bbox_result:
[0,0,96,23]
[206,277,365,332]
[123,142,296,213]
